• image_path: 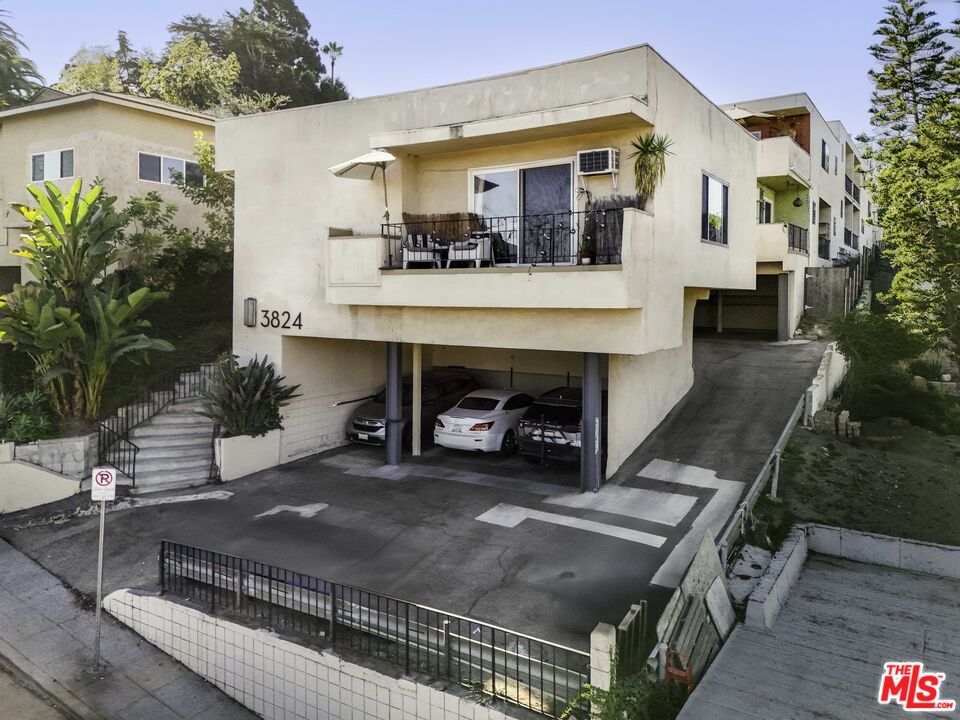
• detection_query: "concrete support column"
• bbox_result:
[716,290,724,333]
[581,352,602,493]
[385,342,403,465]
[590,622,616,691]
[777,273,790,341]
[411,343,422,457]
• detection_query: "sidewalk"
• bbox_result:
[0,539,256,719]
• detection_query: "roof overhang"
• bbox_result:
[0,92,215,126]
[369,95,651,154]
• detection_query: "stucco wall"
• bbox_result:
[0,98,214,279]
[0,452,80,513]
[12,432,96,480]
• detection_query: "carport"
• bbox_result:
[382,342,606,493]
[694,272,789,340]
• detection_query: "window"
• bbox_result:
[811,201,817,225]
[821,140,829,171]
[139,152,202,186]
[834,156,838,175]
[504,394,534,411]
[749,131,762,140]
[840,202,844,218]
[31,149,74,182]
[758,190,772,224]
[701,174,729,245]
[833,217,837,236]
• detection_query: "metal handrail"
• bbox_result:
[97,363,215,485]
[716,394,806,567]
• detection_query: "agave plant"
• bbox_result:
[628,133,674,207]
[201,354,301,438]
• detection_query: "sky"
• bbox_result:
[6,0,960,137]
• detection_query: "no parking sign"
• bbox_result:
[91,467,116,501]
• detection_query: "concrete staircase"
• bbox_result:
[127,398,216,494]
[100,365,218,495]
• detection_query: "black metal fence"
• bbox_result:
[159,540,589,718]
[381,209,628,270]
[787,223,808,254]
[98,364,215,485]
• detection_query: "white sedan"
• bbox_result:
[434,389,534,454]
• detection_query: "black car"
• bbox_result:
[347,369,480,447]
[517,387,607,464]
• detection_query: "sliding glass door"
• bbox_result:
[471,161,573,265]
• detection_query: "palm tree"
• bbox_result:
[321,41,343,82]
[0,6,42,108]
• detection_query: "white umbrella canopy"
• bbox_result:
[329,149,397,221]
[725,105,775,121]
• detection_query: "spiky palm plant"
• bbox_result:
[201,354,301,437]
[628,133,674,207]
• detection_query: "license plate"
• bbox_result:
[358,432,369,440]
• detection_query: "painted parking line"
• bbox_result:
[476,503,667,548]
[254,503,329,519]
[545,485,697,527]
[640,459,744,588]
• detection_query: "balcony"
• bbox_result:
[844,175,861,205]
[818,235,830,260]
[757,136,812,189]
[843,228,860,250]
[757,221,808,262]
[326,208,653,309]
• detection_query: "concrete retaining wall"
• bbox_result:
[0,449,80,513]
[804,524,960,579]
[216,430,281,481]
[804,342,846,424]
[104,589,520,720]
[12,433,96,481]
[745,529,808,630]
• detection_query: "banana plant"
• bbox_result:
[0,179,172,422]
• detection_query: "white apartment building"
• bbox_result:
[218,45,761,490]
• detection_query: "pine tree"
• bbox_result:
[868,0,949,139]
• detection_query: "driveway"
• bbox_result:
[1,336,826,651]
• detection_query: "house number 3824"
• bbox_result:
[260,310,303,329]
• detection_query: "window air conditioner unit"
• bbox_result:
[577,148,620,176]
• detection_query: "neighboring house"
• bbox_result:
[217,45,760,490]
[0,88,215,292]
[707,94,880,339]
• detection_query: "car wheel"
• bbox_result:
[500,430,517,456]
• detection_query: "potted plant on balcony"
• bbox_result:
[628,132,674,209]
[578,236,593,265]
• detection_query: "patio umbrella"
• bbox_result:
[328,149,397,221]
[725,105,775,121]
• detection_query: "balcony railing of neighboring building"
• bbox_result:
[787,223,809,254]
[844,228,852,246]
[818,234,830,260]
[845,175,861,205]
[381,209,628,270]
[852,184,860,203]
[851,233,859,250]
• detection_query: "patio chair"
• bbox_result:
[446,235,493,268]
[402,235,440,269]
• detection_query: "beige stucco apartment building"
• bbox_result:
[702,93,881,339]
[0,89,215,292]
[218,45,763,488]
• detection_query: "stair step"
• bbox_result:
[130,428,213,448]
[144,414,214,427]
[130,475,214,495]
[136,460,212,478]
[136,446,212,462]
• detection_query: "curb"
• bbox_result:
[0,638,104,720]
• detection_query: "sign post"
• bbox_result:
[91,467,116,669]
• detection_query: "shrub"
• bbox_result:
[0,389,55,443]
[201,354,300,437]
[846,369,960,435]
[562,673,686,720]
[907,357,943,381]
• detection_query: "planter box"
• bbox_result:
[215,430,281,481]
